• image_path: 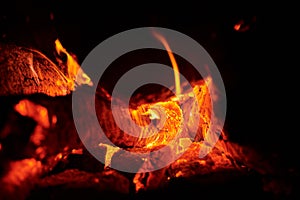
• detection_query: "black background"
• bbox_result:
[1,1,298,168]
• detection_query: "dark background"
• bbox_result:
[0,1,298,167]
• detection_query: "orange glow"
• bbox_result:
[129,100,183,149]
[175,171,184,177]
[55,153,63,161]
[63,146,69,151]
[71,148,83,154]
[14,99,50,128]
[153,32,181,96]
[55,39,93,87]
[102,77,216,171]
[30,125,45,146]
[199,160,206,165]
[35,147,46,159]
[100,77,224,190]
[234,20,251,32]
[133,173,146,192]
[92,34,234,192]
[234,23,241,31]
[128,77,229,191]
[52,115,57,125]
[1,159,43,193]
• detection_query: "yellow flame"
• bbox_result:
[153,32,181,96]
[55,39,93,87]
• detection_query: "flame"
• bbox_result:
[91,33,234,192]
[127,100,183,149]
[153,32,181,96]
[55,39,93,87]
[101,37,217,154]
[127,77,228,192]
[111,32,186,150]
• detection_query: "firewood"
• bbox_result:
[0,43,89,97]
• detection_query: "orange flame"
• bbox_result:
[55,39,93,87]
[153,32,181,96]
[92,33,233,192]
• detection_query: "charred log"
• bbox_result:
[0,44,74,97]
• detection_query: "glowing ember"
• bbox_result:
[130,100,183,149]
[87,33,232,192]
[233,19,251,32]
[30,125,46,146]
[0,159,43,196]
[99,34,218,160]
[234,22,242,31]
[1,16,293,200]
[55,153,63,161]
[129,78,219,191]
[0,42,93,97]
[35,147,47,160]
[71,148,83,155]
[133,173,146,191]
[14,99,50,128]
[51,115,57,125]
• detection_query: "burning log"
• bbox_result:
[0,39,93,160]
[0,34,296,200]
[0,35,245,199]
[0,40,92,97]
[96,79,213,151]
[0,40,93,199]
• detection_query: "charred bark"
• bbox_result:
[0,43,73,97]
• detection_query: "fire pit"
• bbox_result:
[0,4,299,200]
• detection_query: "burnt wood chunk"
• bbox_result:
[0,44,74,97]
